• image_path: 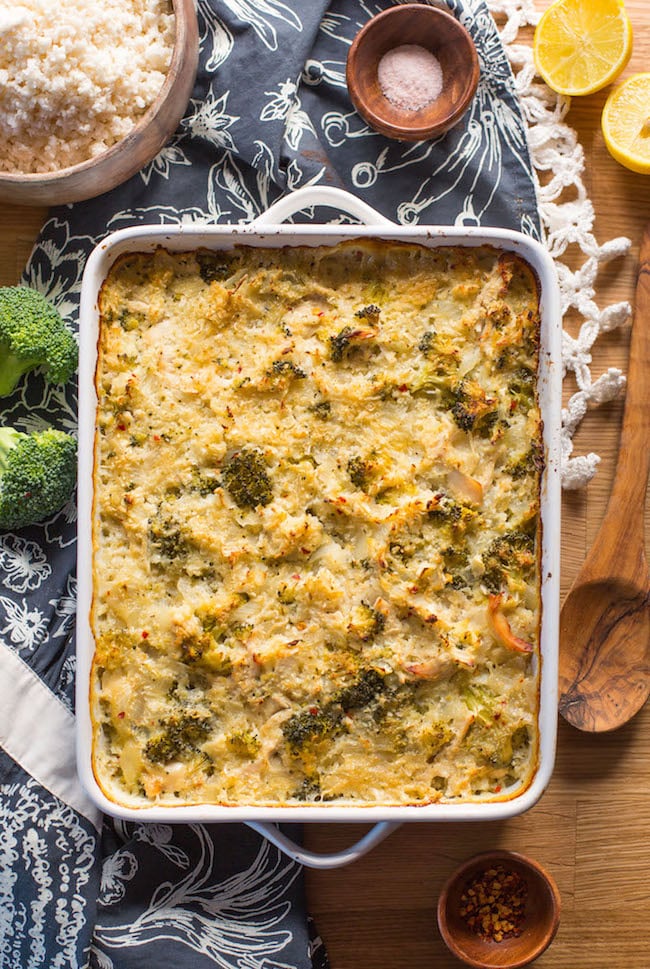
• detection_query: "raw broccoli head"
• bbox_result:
[0,427,77,530]
[0,286,78,397]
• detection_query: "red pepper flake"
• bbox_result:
[291,573,301,580]
[300,547,310,555]
[459,865,528,942]
[117,424,126,431]
[153,434,161,442]
[141,630,149,639]
[398,383,409,392]
[309,707,319,716]
[117,711,125,719]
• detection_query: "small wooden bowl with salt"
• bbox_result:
[346,3,480,142]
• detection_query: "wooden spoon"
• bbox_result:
[558,225,650,732]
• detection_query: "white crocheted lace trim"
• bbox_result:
[487,0,631,489]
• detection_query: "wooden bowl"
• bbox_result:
[346,3,479,142]
[437,850,561,968]
[0,0,199,207]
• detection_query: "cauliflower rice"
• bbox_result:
[0,0,175,174]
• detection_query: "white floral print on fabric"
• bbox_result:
[100,852,138,906]
[134,824,191,869]
[0,596,48,654]
[0,536,51,593]
[0,775,98,969]
[183,89,240,153]
[91,826,305,969]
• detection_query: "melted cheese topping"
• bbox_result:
[92,240,543,808]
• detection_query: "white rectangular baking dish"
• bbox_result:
[76,186,562,868]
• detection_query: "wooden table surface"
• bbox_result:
[0,3,648,967]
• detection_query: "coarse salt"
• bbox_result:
[377,44,443,112]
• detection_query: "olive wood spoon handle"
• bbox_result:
[558,224,650,732]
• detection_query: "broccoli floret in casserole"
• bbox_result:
[282,669,386,753]
[408,368,454,402]
[507,365,536,413]
[481,531,536,594]
[144,713,212,764]
[282,706,343,752]
[409,331,461,401]
[464,718,531,770]
[449,378,499,435]
[347,602,385,642]
[148,515,189,561]
[195,251,234,284]
[329,321,378,363]
[462,681,499,726]
[346,455,372,490]
[0,286,78,397]
[190,467,222,495]
[308,399,331,420]
[268,359,307,380]
[421,722,454,761]
[0,427,76,530]
[221,447,273,508]
[293,776,323,801]
[506,440,544,480]
[335,668,385,709]
[427,492,478,533]
[418,329,460,366]
[179,631,233,676]
[329,325,355,363]
[227,730,261,759]
[354,304,381,325]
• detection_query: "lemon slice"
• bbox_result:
[533,0,633,97]
[602,74,650,174]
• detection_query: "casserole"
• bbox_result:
[77,186,561,868]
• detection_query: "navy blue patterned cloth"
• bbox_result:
[0,2,539,967]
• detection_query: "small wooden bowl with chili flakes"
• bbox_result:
[437,850,561,968]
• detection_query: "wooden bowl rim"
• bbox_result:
[0,0,197,187]
[346,3,480,141]
[436,850,561,969]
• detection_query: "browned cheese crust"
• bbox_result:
[91,240,543,807]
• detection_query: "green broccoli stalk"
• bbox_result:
[0,427,76,530]
[0,286,78,397]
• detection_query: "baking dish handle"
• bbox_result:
[247,820,400,869]
[252,185,395,228]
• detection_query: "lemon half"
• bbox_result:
[533,0,632,97]
[602,74,650,174]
